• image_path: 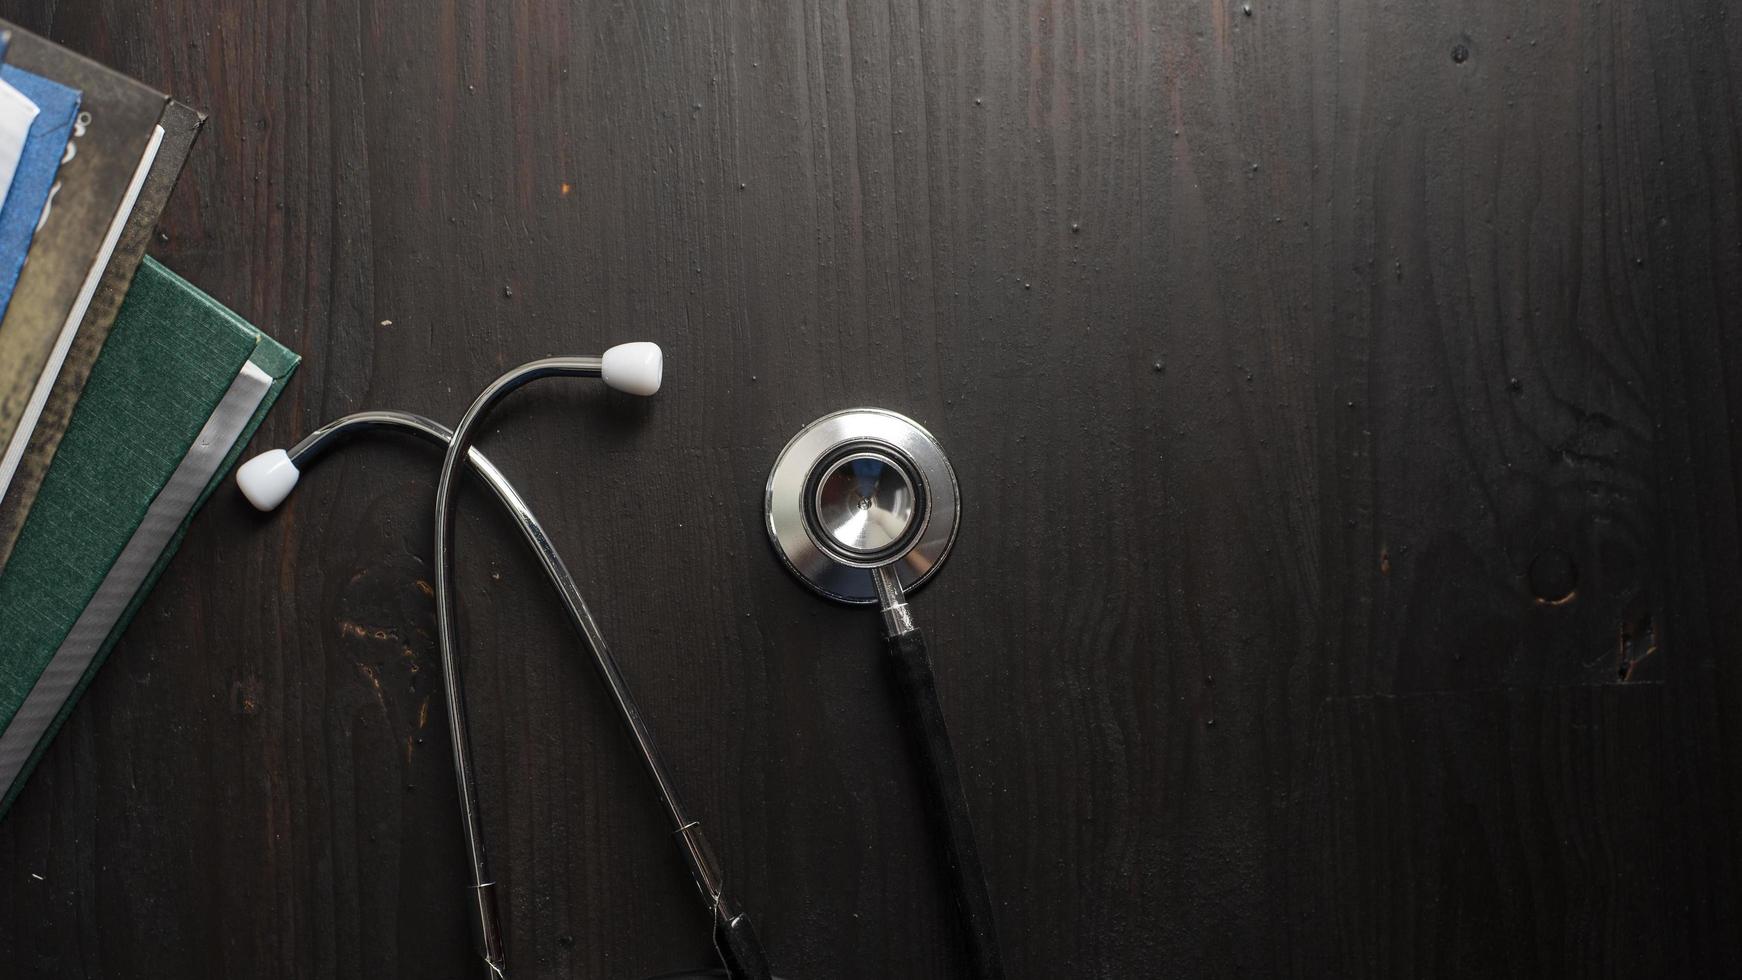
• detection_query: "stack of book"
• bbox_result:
[0,21,299,815]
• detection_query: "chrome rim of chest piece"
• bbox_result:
[765,407,960,605]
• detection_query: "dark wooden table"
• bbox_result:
[2,1,1739,976]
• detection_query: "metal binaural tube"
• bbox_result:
[433,362,604,979]
[427,361,766,979]
[280,386,772,977]
[289,408,740,956]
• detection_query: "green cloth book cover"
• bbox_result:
[0,256,297,815]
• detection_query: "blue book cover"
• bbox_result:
[0,65,80,320]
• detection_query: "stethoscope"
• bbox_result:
[236,347,1002,979]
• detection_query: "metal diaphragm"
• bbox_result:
[765,408,960,604]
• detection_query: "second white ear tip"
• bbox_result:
[601,341,663,396]
[237,448,300,511]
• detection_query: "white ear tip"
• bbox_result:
[237,449,300,511]
[601,341,663,396]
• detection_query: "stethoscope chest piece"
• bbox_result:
[765,407,959,604]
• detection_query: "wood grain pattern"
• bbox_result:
[1,0,1738,976]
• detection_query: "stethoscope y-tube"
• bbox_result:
[871,567,1004,980]
[237,345,771,980]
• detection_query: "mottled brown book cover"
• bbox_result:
[0,22,167,562]
[0,100,204,573]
